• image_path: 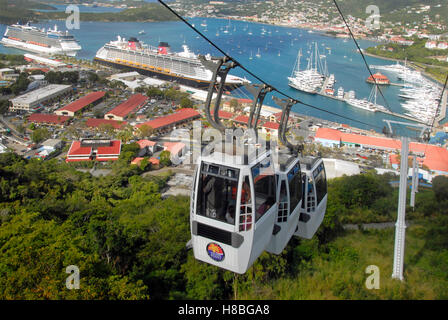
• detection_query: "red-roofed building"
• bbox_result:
[137,108,200,133]
[28,113,70,126]
[233,115,250,126]
[164,141,186,159]
[269,112,283,123]
[315,128,448,175]
[262,121,280,135]
[389,154,400,168]
[85,118,127,130]
[55,91,106,117]
[66,139,121,162]
[131,157,160,168]
[131,157,144,166]
[218,110,234,120]
[366,73,390,85]
[105,94,148,121]
[136,139,159,155]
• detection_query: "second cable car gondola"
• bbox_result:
[265,151,303,255]
[295,156,327,239]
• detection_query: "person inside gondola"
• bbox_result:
[203,175,224,219]
[225,205,235,224]
[256,196,275,221]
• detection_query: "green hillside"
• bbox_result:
[0,151,447,299]
[0,1,177,24]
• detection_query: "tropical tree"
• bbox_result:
[159,150,171,167]
[137,124,154,139]
[31,127,50,143]
[116,125,134,143]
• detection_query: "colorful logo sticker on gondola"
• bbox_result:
[206,243,225,262]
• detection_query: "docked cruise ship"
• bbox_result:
[94,36,248,90]
[345,86,387,113]
[1,23,81,56]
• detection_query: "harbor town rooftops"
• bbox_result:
[315,128,448,173]
[28,113,70,125]
[105,94,148,120]
[137,108,200,131]
[85,118,127,130]
[55,91,105,115]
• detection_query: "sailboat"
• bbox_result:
[249,51,253,60]
[288,43,328,95]
[255,48,261,58]
[223,18,230,34]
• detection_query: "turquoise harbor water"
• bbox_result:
[0,17,425,136]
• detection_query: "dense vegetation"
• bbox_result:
[0,0,55,24]
[44,71,80,85]
[0,1,176,24]
[0,152,446,299]
[0,54,27,69]
[36,3,177,22]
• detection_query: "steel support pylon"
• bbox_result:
[410,155,418,209]
[392,136,409,281]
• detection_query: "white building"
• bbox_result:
[323,158,361,179]
[0,142,7,154]
[425,41,437,49]
[438,42,448,50]
[41,139,63,151]
[9,84,72,112]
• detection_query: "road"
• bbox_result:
[142,166,195,177]
[0,116,27,145]
[343,221,417,231]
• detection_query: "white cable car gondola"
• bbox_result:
[191,147,278,274]
[189,57,327,273]
[295,156,327,239]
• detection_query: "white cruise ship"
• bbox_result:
[345,86,387,113]
[94,36,248,90]
[1,22,81,57]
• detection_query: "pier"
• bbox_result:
[314,79,427,125]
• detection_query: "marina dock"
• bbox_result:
[315,77,427,125]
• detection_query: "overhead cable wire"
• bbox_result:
[157,0,385,131]
[422,72,448,157]
[430,73,448,130]
[332,0,391,111]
